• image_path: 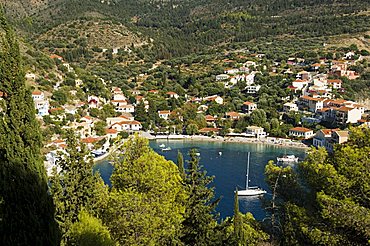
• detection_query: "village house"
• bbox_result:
[246,126,267,138]
[106,114,135,126]
[111,99,128,107]
[326,130,349,153]
[204,95,223,105]
[335,106,362,125]
[216,74,230,81]
[166,91,179,99]
[115,104,135,113]
[111,120,142,132]
[225,112,240,121]
[105,128,118,139]
[292,79,310,90]
[199,127,220,135]
[148,89,159,94]
[25,73,36,81]
[32,91,49,116]
[32,91,44,100]
[81,137,104,150]
[224,68,239,74]
[158,110,171,120]
[298,96,324,112]
[88,95,100,109]
[242,101,257,114]
[313,129,338,149]
[289,127,314,139]
[296,71,310,81]
[245,85,261,94]
[283,102,299,112]
[63,105,77,115]
[205,115,216,125]
[327,79,342,89]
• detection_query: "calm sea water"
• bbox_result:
[94,140,306,221]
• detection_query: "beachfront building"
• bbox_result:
[313,129,337,148]
[111,120,142,132]
[246,126,267,138]
[289,127,314,139]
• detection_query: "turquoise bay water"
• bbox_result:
[94,140,306,220]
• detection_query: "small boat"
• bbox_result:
[161,147,171,151]
[195,152,200,156]
[277,155,299,163]
[237,152,267,196]
[159,144,166,148]
[218,152,222,156]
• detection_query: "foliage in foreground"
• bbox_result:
[265,127,370,245]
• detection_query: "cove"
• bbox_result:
[94,140,306,220]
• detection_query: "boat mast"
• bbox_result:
[246,152,250,189]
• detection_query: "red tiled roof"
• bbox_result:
[226,112,240,117]
[158,110,171,114]
[81,137,100,144]
[205,115,215,121]
[106,128,118,134]
[243,101,255,105]
[50,54,63,60]
[32,90,43,95]
[290,127,312,133]
[166,91,177,95]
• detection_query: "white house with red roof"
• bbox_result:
[242,101,257,114]
[289,127,314,139]
[111,120,142,132]
[166,91,179,99]
[225,111,240,120]
[203,95,223,105]
[158,110,171,120]
[326,79,342,89]
[298,96,324,112]
[292,79,310,90]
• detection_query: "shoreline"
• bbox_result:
[151,135,309,150]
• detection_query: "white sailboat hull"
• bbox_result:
[237,188,267,196]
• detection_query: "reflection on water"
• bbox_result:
[95,140,306,220]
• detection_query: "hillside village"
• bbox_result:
[17,46,369,173]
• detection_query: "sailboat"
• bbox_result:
[237,152,267,196]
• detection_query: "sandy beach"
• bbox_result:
[152,134,309,150]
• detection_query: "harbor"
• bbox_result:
[95,139,306,220]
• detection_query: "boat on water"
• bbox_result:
[218,152,222,156]
[277,155,299,163]
[161,147,172,151]
[237,152,267,196]
[195,152,200,156]
[159,144,166,148]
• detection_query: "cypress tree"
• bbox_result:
[233,188,243,242]
[0,13,59,245]
[181,149,219,245]
[177,150,185,179]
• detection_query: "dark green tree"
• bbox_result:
[50,130,108,244]
[177,150,185,179]
[0,13,59,245]
[181,149,219,245]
